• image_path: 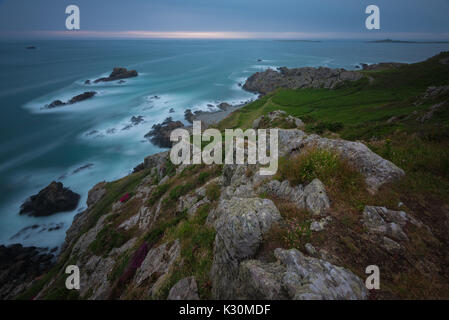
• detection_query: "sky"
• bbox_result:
[0,0,448,39]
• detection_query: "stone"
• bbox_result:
[134,240,181,286]
[303,179,330,215]
[167,277,200,300]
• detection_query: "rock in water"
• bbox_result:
[144,117,184,148]
[68,91,96,104]
[94,67,138,83]
[20,181,80,217]
[46,91,97,109]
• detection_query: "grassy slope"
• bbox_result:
[219,51,449,299]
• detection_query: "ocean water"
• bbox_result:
[1,39,449,250]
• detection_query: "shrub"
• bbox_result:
[277,148,341,185]
[205,182,220,201]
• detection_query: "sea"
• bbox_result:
[1,39,448,250]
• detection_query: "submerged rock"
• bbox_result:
[19,181,80,217]
[94,67,138,83]
[45,91,97,109]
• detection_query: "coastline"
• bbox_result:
[3,50,449,300]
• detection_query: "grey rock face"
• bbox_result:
[134,240,181,287]
[210,197,282,299]
[238,249,367,300]
[167,277,200,300]
[258,178,330,216]
[303,179,330,215]
[362,206,421,244]
[243,67,363,95]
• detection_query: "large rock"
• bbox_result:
[167,277,200,300]
[20,181,80,217]
[238,248,368,300]
[277,129,405,192]
[210,197,282,299]
[94,67,138,83]
[243,67,363,95]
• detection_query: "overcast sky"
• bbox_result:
[0,0,448,39]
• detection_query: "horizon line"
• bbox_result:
[1,30,449,41]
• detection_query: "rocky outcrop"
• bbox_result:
[258,178,330,215]
[167,277,200,300]
[0,244,55,299]
[94,67,138,83]
[277,129,405,192]
[144,117,184,148]
[46,91,97,109]
[209,197,282,299]
[20,181,80,217]
[360,62,406,71]
[243,67,363,95]
[237,248,368,300]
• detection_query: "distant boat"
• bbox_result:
[25,46,37,49]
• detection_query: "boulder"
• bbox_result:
[20,181,80,217]
[210,197,282,299]
[276,129,405,192]
[167,277,200,300]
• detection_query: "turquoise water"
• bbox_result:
[1,39,449,249]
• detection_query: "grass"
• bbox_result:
[154,203,216,299]
[88,224,132,257]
